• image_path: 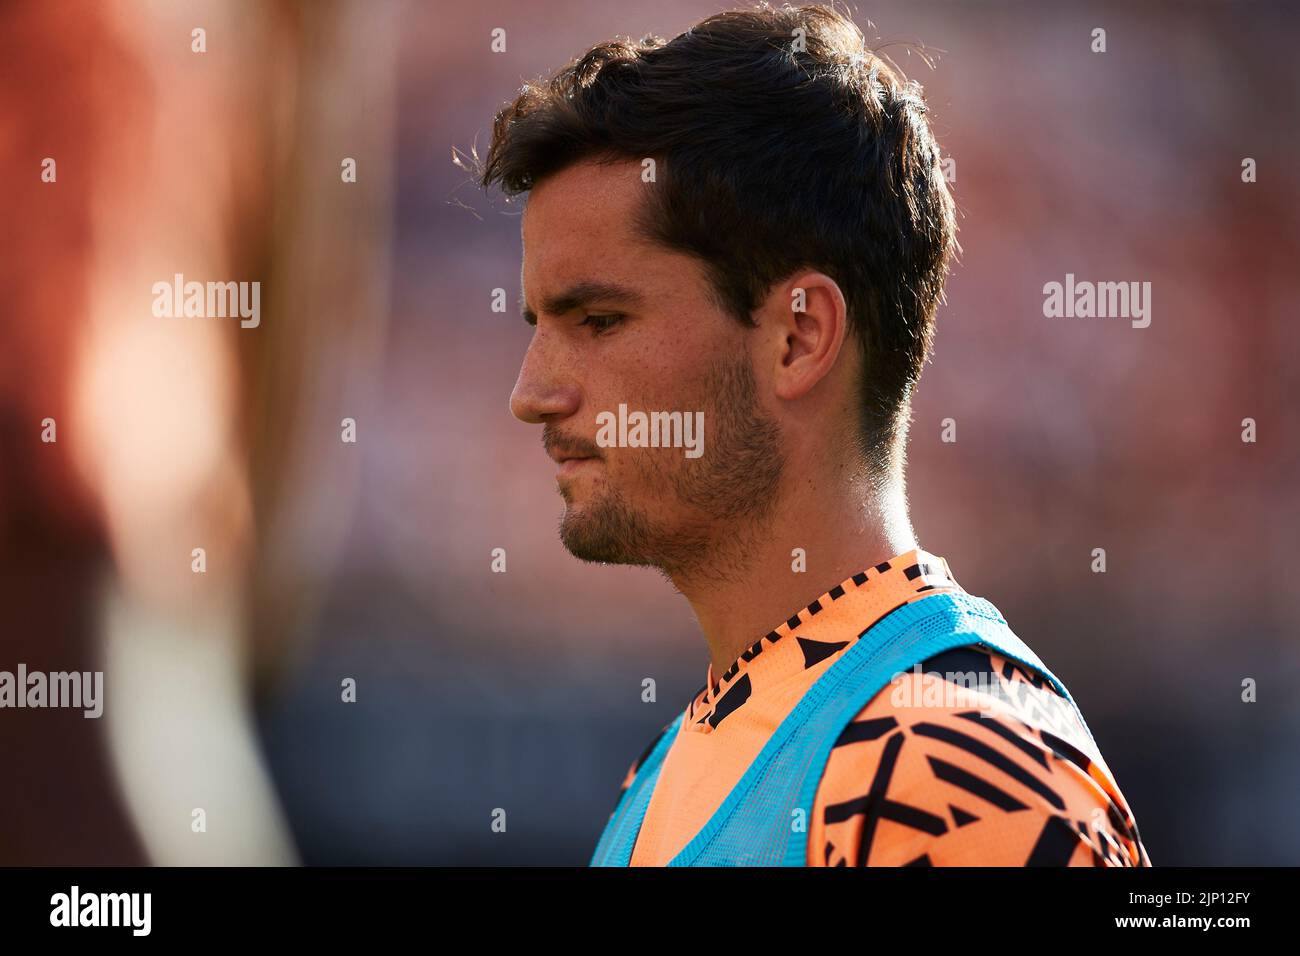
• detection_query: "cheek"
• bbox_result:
[606,446,667,485]
[596,435,681,497]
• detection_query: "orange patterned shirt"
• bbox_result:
[611,549,1150,866]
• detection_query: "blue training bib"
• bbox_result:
[590,591,1099,866]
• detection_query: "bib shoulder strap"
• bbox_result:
[594,591,1099,868]
[780,591,1099,864]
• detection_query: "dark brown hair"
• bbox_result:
[477,2,957,474]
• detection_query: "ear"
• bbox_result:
[762,271,850,402]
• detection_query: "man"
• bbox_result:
[476,3,1150,866]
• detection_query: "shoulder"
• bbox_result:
[808,643,1149,866]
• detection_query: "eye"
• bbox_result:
[579,313,625,335]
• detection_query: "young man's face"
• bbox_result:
[511,157,783,576]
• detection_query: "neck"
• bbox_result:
[669,464,917,680]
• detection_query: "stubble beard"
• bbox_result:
[557,356,784,585]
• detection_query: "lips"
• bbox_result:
[556,456,600,478]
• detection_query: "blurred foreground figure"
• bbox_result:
[0,0,395,864]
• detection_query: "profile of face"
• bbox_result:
[510,158,784,579]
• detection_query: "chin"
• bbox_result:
[557,496,656,568]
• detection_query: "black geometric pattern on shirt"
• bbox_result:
[1106,800,1147,853]
[911,721,1066,809]
[812,644,1148,866]
[822,743,1146,867]
[698,560,929,712]
[833,716,898,745]
[927,755,1030,812]
[1001,657,1049,691]
[1002,681,1092,752]
[820,715,1107,865]
[918,645,1001,684]
[911,645,1077,753]
[954,712,1051,770]
[798,637,849,670]
[703,673,752,729]
[950,804,979,827]
[709,629,781,699]
[1038,727,1098,778]
[1085,819,1128,867]
[1034,725,1145,850]
[922,645,1086,750]
[903,560,948,582]
[1076,821,1112,867]
[830,730,910,865]
[1027,815,1084,866]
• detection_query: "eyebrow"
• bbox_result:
[520,280,646,326]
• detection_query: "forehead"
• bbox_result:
[521,158,659,291]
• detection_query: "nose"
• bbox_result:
[509,332,581,424]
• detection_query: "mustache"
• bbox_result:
[542,426,603,459]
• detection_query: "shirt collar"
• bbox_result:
[689,548,961,728]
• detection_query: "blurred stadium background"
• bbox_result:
[1,0,1297,865]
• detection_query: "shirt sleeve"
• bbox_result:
[808,646,1151,866]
